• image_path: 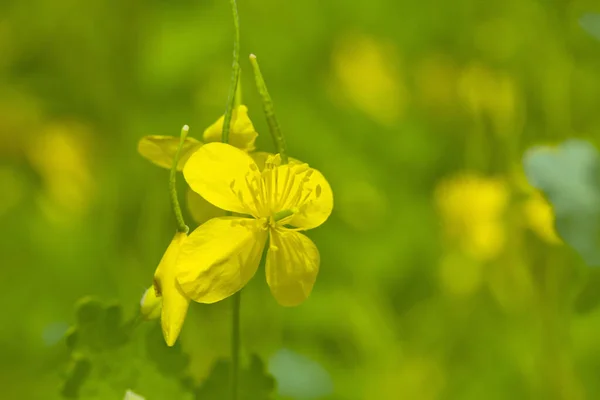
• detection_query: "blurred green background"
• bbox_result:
[3,0,600,399]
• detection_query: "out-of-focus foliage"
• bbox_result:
[60,297,195,400]
[3,0,600,399]
[524,140,600,266]
[581,14,600,40]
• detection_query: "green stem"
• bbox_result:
[249,54,289,164]
[223,2,242,400]
[169,125,190,234]
[222,0,241,144]
[230,291,241,400]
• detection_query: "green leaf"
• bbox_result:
[144,323,190,377]
[196,354,276,400]
[60,354,92,398]
[523,139,600,266]
[60,297,195,400]
[580,14,600,41]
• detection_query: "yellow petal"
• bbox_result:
[266,229,320,306]
[183,142,261,216]
[139,285,162,320]
[138,135,203,170]
[176,217,268,303]
[202,105,258,152]
[287,167,334,230]
[153,232,190,346]
[186,187,226,225]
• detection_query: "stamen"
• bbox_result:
[245,173,264,216]
[278,167,295,209]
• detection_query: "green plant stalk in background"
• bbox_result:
[170,125,190,234]
[249,54,289,165]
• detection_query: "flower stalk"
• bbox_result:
[222,1,242,399]
[169,125,190,234]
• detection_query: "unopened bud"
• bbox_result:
[140,286,162,320]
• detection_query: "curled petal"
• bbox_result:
[176,217,268,304]
[184,142,261,216]
[153,232,190,346]
[266,229,320,306]
[137,135,202,170]
[203,105,258,152]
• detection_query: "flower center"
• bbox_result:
[229,160,323,223]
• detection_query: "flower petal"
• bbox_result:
[186,187,226,225]
[153,232,190,346]
[176,217,268,304]
[183,142,261,216]
[266,229,320,306]
[287,167,334,230]
[203,105,258,152]
[137,135,203,170]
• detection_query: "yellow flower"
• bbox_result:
[330,33,407,126]
[151,232,190,346]
[177,143,334,306]
[138,105,259,225]
[137,105,257,170]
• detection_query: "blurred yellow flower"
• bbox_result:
[27,121,94,218]
[523,191,561,245]
[152,232,190,346]
[435,173,508,261]
[512,166,562,245]
[330,33,407,126]
[177,143,333,306]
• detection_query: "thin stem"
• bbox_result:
[230,291,241,400]
[223,2,242,400]
[222,0,241,144]
[249,54,289,164]
[169,125,190,234]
